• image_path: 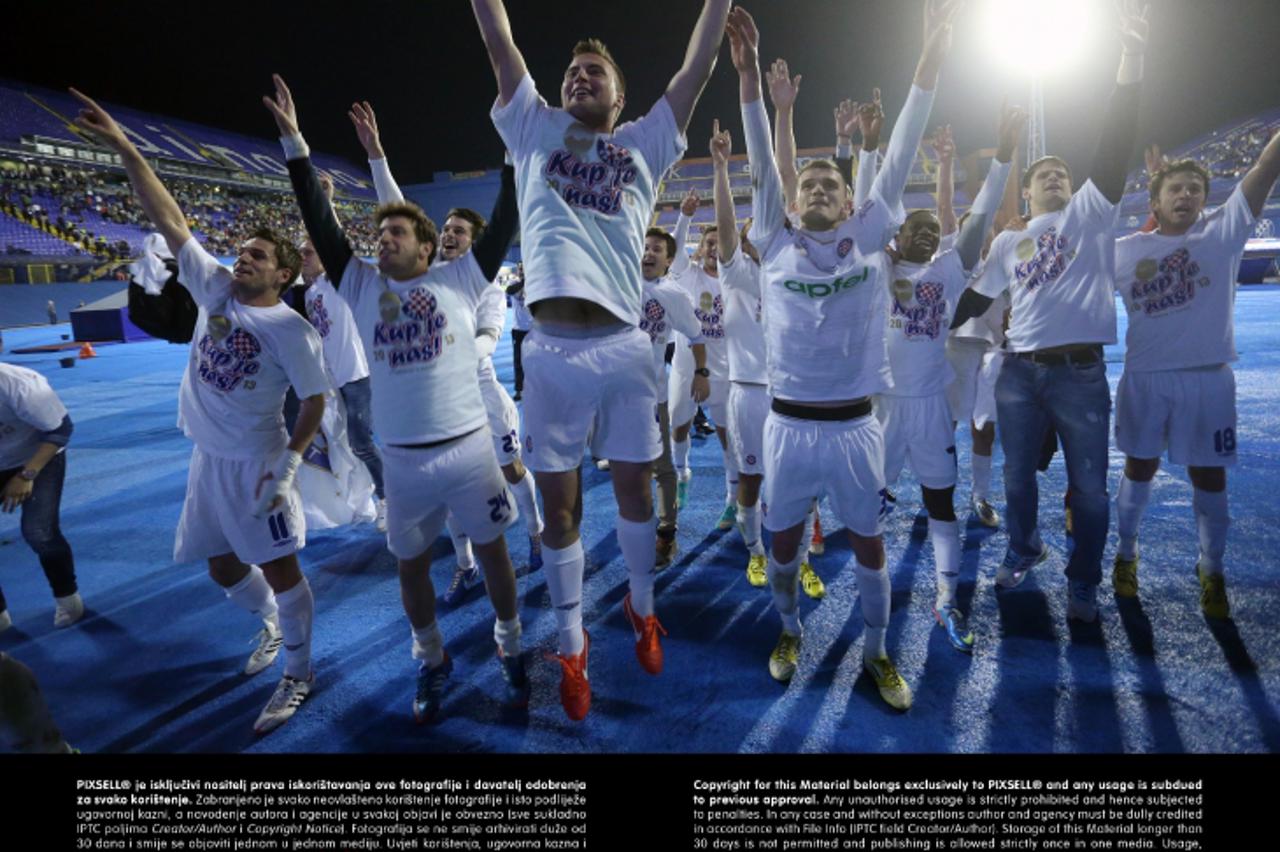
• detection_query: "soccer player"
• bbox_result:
[265,76,528,723]
[471,0,730,720]
[1112,131,1280,617]
[297,179,386,532]
[640,226,707,568]
[0,363,82,632]
[951,0,1150,622]
[668,203,736,528]
[878,108,1021,653]
[731,0,957,710]
[72,88,328,735]
[708,121,781,593]
[348,101,545,597]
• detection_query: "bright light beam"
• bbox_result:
[979,0,1105,78]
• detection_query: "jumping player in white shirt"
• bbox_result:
[730,1,957,711]
[708,121,780,593]
[878,108,1020,653]
[640,226,707,568]
[1112,132,1280,618]
[267,76,529,724]
[471,0,730,721]
[72,88,329,735]
[668,191,737,524]
[347,101,546,601]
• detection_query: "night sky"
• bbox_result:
[4,1,1279,183]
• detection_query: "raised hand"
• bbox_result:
[681,188,701,217]
[261,73,300,137]
[932,124,955,163]
[69,88,130,152]
[766,59,801,111]
[996,100,1027,162]
[725,6,760,74]
[1118,0,1150,54]
[917,0,964,85]
[709,119,732,165]
[858,88,884,150]
[348,101,385,159]
[834,99,859,143]
[1144,143,1168,177]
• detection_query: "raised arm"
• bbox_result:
[1089,0,1148,203]
[70,89,191,257]
[664,0,733,132]
[933,125,956,235]
[729,7,785,243]
[263,75,355,288]
[350,101,405,203]
[853,93,883,207]
[471,0,530,107]
[1241,130,1280,217]
[767,59,801,210]
[872,0,960,214]
[472,161,519,282]
[954,102,1023,270]
[710,120,740,263]
[671,190,698,277]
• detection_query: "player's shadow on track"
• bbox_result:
[1207,618,1280,751]
[1114,596,1185,751]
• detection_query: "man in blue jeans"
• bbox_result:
[0,362,82,631]
[951,0,1150,622]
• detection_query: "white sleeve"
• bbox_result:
[474,329,499,360]
[176,237,233,309]
[475,285,507,335]
[718,254,760,299]
[369,157,405,204]
[671,213,693,277]
[971,159,1012,217]
[655,279,703,342]
[970,234,1012,299]
[854,148,878,209]
[1209,184,1258,250]
[278,322,331,400]
[619,96,688,190]
[742,98,785,248]
[11,373,67,433]
[871,85,935,222]
[491,73,547,159]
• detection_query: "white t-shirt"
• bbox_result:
[672,264,728,379]
[177,239,329,460]
[884,249,969,397]
[639,274,702,384]
[718,251,769,385]
[303,273,369,388]
[971,179,1120,351]
[475,283,508,384]
[1115,184,1254,372]
[338,252,492,445]
[744,98,895,402]
[0,363,68,470]
[492,73,687,325]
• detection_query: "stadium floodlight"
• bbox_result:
[978,0,1104,77]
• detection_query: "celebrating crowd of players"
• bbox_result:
[10,0,1274,736]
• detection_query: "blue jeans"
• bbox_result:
[996,353,1111,585]
[0,451,77,611]
[341,377,384,499]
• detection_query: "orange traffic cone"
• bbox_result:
[78,341,97,359]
